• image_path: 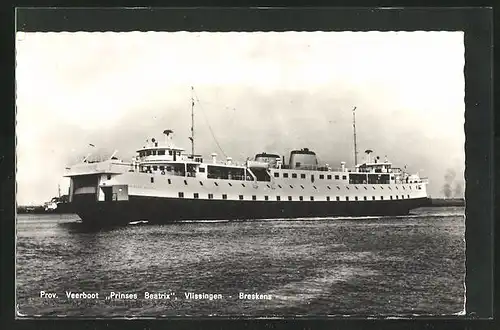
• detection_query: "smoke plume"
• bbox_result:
[442,168,464,198]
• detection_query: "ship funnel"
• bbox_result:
[364,149,373,163]
[211,153,217,164]
[341,161,346,172]
[163,129,174,146]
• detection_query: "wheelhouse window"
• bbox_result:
[199,167,206,173]
[193,193,199,199]
[152,150,157,155]
[276,196,281,201]
[292,173,297,178]
[355,196,358,201]
[345,196,349,201]
[381,196,384,200]
[160,166,165,171]
[274,172,279,178]
[151,177,154,183]
[208,193,214,199]
[288,196,292,201]
[299,196,303,201]
[264,196,269,201]
[168,150,173,156]
[390,196,393,200]
[283,173,289,178]
[335,175,340,180]
[319,175,324,179]
[168,179,171,184]
[364,196,367,200]
[178,192,184,198]
[239,195,244,200]
[372,196,376,200]
[401,195,404,199]
[222,194,227,200]
[252,195,257,201]
[158,150,165,155]
[336,197,340,201]
[326,196,330,201]
[146,151,151,156]
[301,174,306,179]
[327,175,332,180]
[310,196,314,201]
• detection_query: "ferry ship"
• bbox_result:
[64,92,430,226]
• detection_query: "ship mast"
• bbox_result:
[352,106,358,166]
[190,86,195,158]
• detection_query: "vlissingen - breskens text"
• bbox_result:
[239,293,272,300]
[65,291,99,299]
[185,293,223,300]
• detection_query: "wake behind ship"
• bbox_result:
[64,91,430,227]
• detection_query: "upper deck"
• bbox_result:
[65,130,426,187]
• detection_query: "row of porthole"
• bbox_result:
[274,172,349,180]
[178,192,412,201]
[150,177,421,191]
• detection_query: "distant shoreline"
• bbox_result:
[428,198,465,207]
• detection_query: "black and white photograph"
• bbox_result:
[15,21,468,317]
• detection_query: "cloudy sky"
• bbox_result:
[16,31,465,205]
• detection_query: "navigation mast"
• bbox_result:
[353,106,358,166]
[189,86,195,158]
